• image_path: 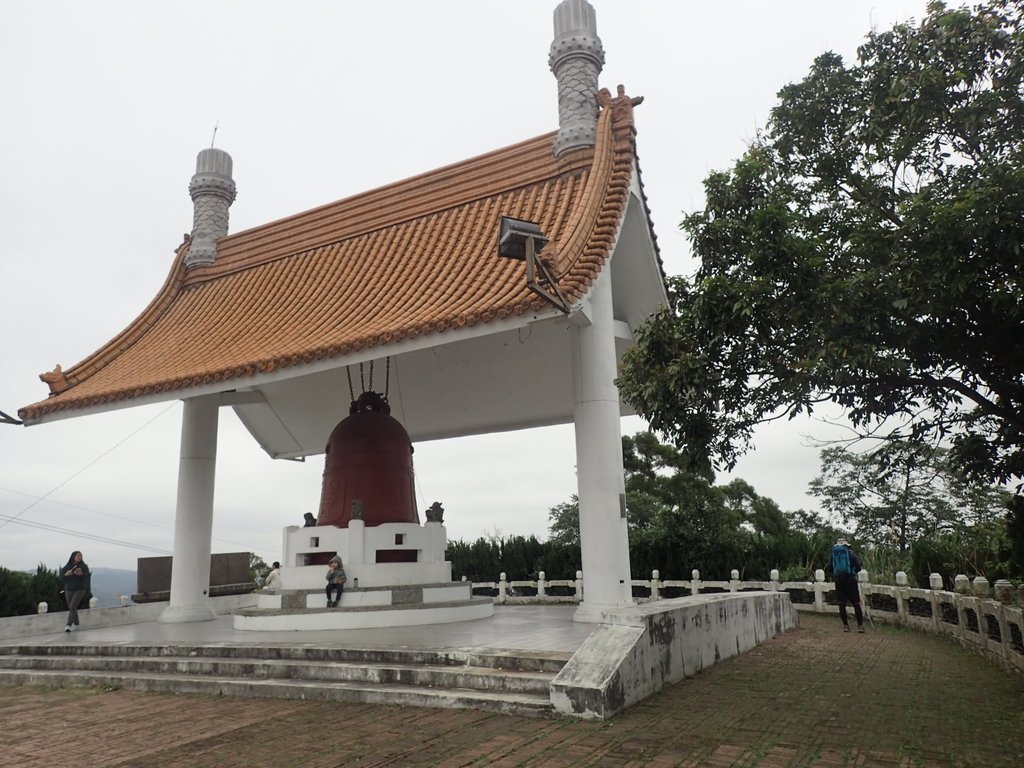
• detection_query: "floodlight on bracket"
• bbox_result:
[0,409,23,426]
[497,216,570,314]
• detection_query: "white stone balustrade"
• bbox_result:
[463,568,1024,678]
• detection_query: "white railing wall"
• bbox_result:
[465,568,1024,677]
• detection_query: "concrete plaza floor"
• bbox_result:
[3,611,1023,767]
[0,603,594,654]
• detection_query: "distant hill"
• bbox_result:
[89,568,138,607]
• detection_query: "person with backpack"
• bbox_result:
[829,538,865,633]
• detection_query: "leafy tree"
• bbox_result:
[547,495,581,548]
[0,564,65,617]
[810,443,1011,552]
[31,564,64,613]
[545,433,824,579]
[618,1,1024,486]
[249,553,269,587]
[446,534,573,582]
[1008,495,1024,574]
[910,520,1016,585]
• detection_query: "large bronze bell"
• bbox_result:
[316,391,420,531]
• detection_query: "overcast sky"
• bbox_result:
[0,1,931,577]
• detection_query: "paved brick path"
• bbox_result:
[3,613,1022,767]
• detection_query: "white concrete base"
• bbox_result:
[232,598,494,631]
[551,591,798,719]
[158,603,217,624]
[237,582,489,631]
[572,599,634,624]
[279,561,452,590]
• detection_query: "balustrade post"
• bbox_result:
[575,570,583,602]
[993,580,1013,660]
[953,574,970,640]
[814,569,826,612]
[650,570,660,602]
[769,569,780,591]
[972,576,990,599]
[498,572,508,604]
[538,571,547,598]
[691,569,701,596]
[994,580,1013,605]
[729,569,740,593]
[929,573,943,631]
[857,569,872,622]
[954,574,970,594]
[895,571,910,624]
[37,602,48,615]
[971,577,992,651]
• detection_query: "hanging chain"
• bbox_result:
[349,358,390,400]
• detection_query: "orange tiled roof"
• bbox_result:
[20,102,643,423]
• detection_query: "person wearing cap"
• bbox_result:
[829,537,865,632]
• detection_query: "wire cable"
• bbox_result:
[0,511,172,556]
[0,401,179,532]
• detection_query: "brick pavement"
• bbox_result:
[3,613,1022,768]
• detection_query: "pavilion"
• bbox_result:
[18,0,665,625]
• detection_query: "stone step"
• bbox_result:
[3,643,570,673]
[0,654,555,695]
[0,643,569,717]
[0,667,554,717]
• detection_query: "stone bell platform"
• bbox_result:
[234,582,494,631]
[246,515,493,630]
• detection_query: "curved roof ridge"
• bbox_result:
[60,245,191,389]
[19,113,646,424]
[190,132,565,282]
[547,94,638,298]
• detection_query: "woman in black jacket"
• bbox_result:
[61,550,90,632]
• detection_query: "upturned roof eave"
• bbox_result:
[19,100,651,425]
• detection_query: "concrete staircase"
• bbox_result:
[0,643,569,717]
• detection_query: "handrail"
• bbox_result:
[463,568,1024,678]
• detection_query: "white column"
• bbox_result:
[159,395,219,623]
[571,268,633,622]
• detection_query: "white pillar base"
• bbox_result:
[573,604,611,624]
[159,603,216,624]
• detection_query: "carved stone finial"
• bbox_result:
[550,0,605,157]
[39,364,70,395]
[186,148,236,268]
[597,84,644,127]
[425,501,445,523]
[350,499,364,521]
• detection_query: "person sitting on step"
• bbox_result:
[325,555,346,607]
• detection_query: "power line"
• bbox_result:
[0,486,174,531]
[0,511,172,556]
[0,486,266,552]
[3,402,285,559]
[0,402,179,532]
